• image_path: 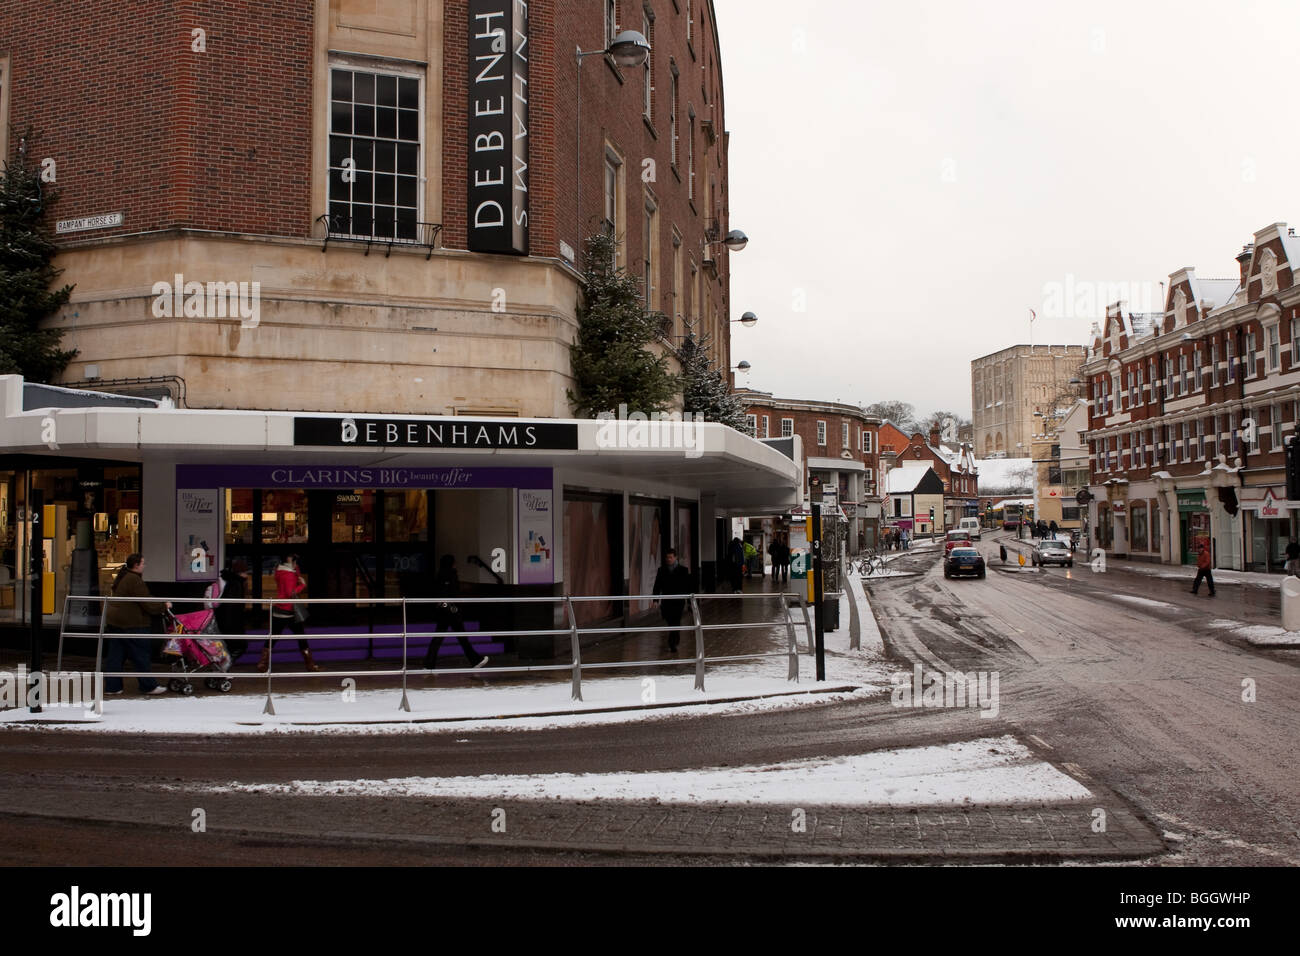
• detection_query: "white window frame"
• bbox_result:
[781,417,793,438]
[816,420,827,446]
[746,414,757,435]
[761,415,769,438]
[328,59,426,242]
[842,421,849,449]
[1266,321,1282,373]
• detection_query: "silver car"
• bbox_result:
[1032,539,1073,567]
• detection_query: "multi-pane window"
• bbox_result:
[643,198,657,308]
[863,430,873,453]
[1193,348,1202,391]
[1211,341,1219,386]
[604,159,618,232]
[1246,331,1257,377]
[1267,324,1281,372]
[746,414,757,435]
[1135,438,1144,468]
[761,415,769,438]
[1178,354,1187,396]
[816,421,826,445]
[669,67,679,167]
[329,67,421,240]
[842,422,849,449]
[1272,403,1282,449]
[1182,421,1191,460]
[1196,418,1205,459]
[687,113,696,201]
[1227,335,1236,382]
[781,418,793,438]
[642,12,654,121]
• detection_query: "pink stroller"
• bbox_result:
[163,609,233,694]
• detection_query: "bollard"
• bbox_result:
[1282,577,1300,631]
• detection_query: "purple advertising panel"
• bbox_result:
[176,464,551,490]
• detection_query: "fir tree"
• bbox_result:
[567,231,679,417]
[680,325,750,433]
[0,135,77,383]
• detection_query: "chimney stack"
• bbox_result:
[929,423,941,447]
[1237,243,1255,287]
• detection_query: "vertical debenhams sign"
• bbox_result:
[468,0,529,255]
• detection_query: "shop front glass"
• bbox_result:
[1,462,141,624]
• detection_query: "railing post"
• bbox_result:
[398,598,411,712]
[262,600,276,716]
[565,597,582,701]
[93,596,107,716]
[783,592,799,682]
[797,594,815,653]
[691,594,705,692]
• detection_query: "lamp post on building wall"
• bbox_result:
[575,31,651,253]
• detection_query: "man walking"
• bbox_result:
[1191,540,1216,597]
[1286,537,1300,576]
[653,549,692,653]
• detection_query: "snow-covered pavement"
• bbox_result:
[194,734,1092,807]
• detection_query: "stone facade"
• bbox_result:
[972,344,1087,458]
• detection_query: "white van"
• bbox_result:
[957,517,982,540]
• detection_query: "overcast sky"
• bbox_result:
[713,0,1300,421]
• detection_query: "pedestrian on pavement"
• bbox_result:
[1191,540,1216,597]
[767,537,779,581]
[777,535,791,584]
[212,557,251,662]
[728,537,745,591]
[999,543,1007,564]
[1049,520,1059,537]
[103,554,170,695]
[422,554,489,670]
[263,553,320,672]
[902,529,910,550]
[653,549,692,653]
[1286,537,1300,577]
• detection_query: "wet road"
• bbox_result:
[1,534,1296,865]
[864,531,1300,866]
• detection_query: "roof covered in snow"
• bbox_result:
[885,463,937,494]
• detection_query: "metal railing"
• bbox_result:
[57,591,814,717]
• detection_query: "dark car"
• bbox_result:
[1032,539,1073,567]
[944,547,986,579]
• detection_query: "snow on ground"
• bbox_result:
[195,734,1092,807]
[1111,595,1178,611]
[1205,618,1300,647]
[845,573,885,656]
[1115,563,1286,589]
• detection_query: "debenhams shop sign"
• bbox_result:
[294,417,577,450]
[467,0,529,256]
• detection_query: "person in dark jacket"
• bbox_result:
[728,537,745,592]
[1191,541,1216,597]
[212,558,250,662]
[422,555,488,669]
[653,549,692,653]
[103,554,170,695]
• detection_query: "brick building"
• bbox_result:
[0,2,802,630]
[1082,220,1300,571]
[0,0,736,412]
[736,390,882,550]
[892,425,979,531]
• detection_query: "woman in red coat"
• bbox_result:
[258,553,321,671]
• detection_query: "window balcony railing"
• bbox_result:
[317,213,443,260]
